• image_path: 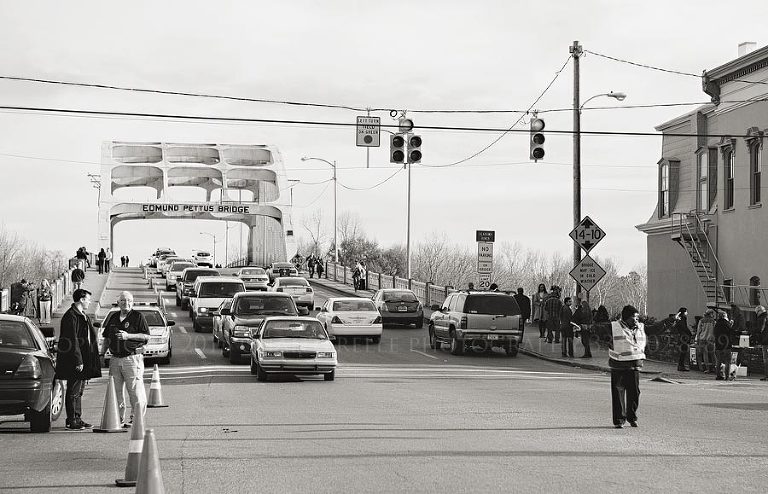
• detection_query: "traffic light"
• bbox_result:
[408,135,422,164]
[390,134,405,163]
[529,117,545,161]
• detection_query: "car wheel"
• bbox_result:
[505,343,519,357]
[429,325,441,350]
[229,347,240,364]
[256,361,268,382]
[250,356,258,375]
[49,380,63,421]
[415,318,424,329]
[371,335,381,344]
[324,369,335,381]
[30,385,55,433]
[450,332,464,356]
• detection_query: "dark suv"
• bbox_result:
[217,292,308,364]
[429,291,523,356]
[176,267,219,309]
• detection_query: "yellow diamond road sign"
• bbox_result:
[569,254,606,292]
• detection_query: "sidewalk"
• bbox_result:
[309,276,762,382]
[52,266,112,319]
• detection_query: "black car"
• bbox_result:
[0,315,63,432]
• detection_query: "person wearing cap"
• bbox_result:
[609,305,647,428]
[754,306,768,381]
[100,291,150,426]
[674,307,692,371]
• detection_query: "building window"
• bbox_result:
[750,140,762,205]
[708,148,718,208]
[698,151,708,211]
[750,276,761,306]
[723,279,733,304]
[724,147,735,209]
[660,162,669,217]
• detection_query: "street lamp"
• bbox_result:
[199,232,216,267]
[301,157,338,264]
[573,87,627,303]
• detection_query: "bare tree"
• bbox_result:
[301,210,328,257]
[337,211,363,246]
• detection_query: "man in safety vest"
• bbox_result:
[609,305,647,428]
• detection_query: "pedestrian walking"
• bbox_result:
[573,299,593,357]
[560,297,575,357]
[21,281,37,319]
[674,307,692,371]
[713,311,732,380]
[316,261,324,279]
[543,286,563,343]
[513,288,531,323]
[532,284,548,338]
[125,255,130,267]
[100,291,150,426]
[105,248,113,273]
[120,255,125,268]
[56,289,101,429]
[754,306,768,381]
[38,279,53,324]
[97,248,106,274]
[609,305,647,428]
[695,309,716,373]
[308,255,316,278]
[71,265,85,291]
[353,261,363,291]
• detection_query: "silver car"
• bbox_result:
[270,277,314,309]
[236,267,270,291]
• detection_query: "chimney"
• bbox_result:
[738,42,757,57]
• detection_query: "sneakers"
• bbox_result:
[65,419,92,430]
[629,421,638,428]
[122,421,133,429]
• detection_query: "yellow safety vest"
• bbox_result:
[609,321,646,361]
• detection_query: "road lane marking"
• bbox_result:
[177,326,187,334]
[410,350,439,360]
[194,348,207,359]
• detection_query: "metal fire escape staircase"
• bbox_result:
[671,211,726,307]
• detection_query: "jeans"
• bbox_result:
[538,318,546,338]
[678,342,691,370]
[611,368,640,425]
[697,343,715,371]
[109,355,147,423]
[561,337,574,357]
[580,326,592,357]
[715,349,732,379]
[39,300,52,324]
[65,379,85,423]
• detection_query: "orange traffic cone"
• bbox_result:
[135,428,165,494]
[93,376,128,433]
[115,407,145,487]
[146,364,168,408]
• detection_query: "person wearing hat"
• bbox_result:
[609,305,647,428]
[674,307,692,371]
[754,306,768,381]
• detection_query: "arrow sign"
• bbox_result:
[569,215,605,254]
[569,254,606,292]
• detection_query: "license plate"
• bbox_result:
[487,335,500,340]
[398,306,407,312]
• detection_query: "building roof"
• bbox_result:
[703,44,768,104]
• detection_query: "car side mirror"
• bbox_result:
[220,308,231,316]
[430,304,441,311]
[329,335,336,341]
[314,307,322,312]
[298,307,309,316]
[93,321,101,328]
[167,321,176,327]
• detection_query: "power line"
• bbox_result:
[293,182,331,208]
[337,167,404,191]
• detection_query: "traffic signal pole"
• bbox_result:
[571,40,584,304]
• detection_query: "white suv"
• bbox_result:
[194,251,214,267]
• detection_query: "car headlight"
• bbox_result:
[197,307,209,314]
[316,351,335,358]
[258,350,282,358]
[233,325,252,338]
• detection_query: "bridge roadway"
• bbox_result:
[1,268,767,492]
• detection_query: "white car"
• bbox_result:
[95,304,175,365]
[249,317,337,381]
[316,297,383,343]
[190,276,246,332]
[157,255,180,276]
[165,260,196,290]
[236,267,270,291]
[270,277,314,309]
[193,251,214,268]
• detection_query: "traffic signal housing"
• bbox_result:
[390,134,405,164]
[408,135,422,164]
[530,118,545,161]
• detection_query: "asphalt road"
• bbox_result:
[2,269,768,493]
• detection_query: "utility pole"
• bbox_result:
[571,40,584,304]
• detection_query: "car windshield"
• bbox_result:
[184,270,219,282]
[199,282,244,298]
[383,290,418,303]
[464,295,520,316]
[279,278,308,287]
[0,321,37,349]
[236,297,297,316]
[262,320,327,339]
[196,252,210,257]
[241,268,265,275]
[333,300,376,312]
[273,263,294,269]
[170,262,194,272]
[107,311,165,327]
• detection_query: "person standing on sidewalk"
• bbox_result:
[71,265,85,291]
[754,306,768,381]
[316,261,324,279]
[513,288,531,324]
[38,279,53,325]
[97,248,106,274]
[105,248,113,273]
[695,309,716,373]
[100,291,150,426]
[560,297,575,357]
[532,284,548,339]
[56,289,101,429]
[713,311,732,380]
[609,305,647,429]
[543,286,563,344]
[674,307,692,371]
[573,299,593,358]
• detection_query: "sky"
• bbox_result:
[1,0,767,274]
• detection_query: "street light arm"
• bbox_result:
[579,92,627,112]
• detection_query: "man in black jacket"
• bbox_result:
[513,288,531,323]
[713,311,733,380]
[674,307,692,371]
[55,289,101,429]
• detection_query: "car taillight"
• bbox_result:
[276,288,283,292]
[460,316,468,329]
[331,316,342,324]
[373,316,382,324]
[305,287,312,293]
[15,354,42,379]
